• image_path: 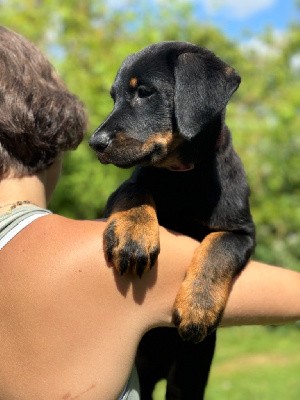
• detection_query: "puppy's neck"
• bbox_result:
[167,163,195,172]
[215,126,228,151]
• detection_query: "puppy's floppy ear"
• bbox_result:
[174,50,241,139]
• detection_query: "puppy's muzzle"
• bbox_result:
[89,131,112,152]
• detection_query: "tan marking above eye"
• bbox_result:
[225,66,234,76]
[129,77,138,88]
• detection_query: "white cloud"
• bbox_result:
[200,0,277,20]
[242,38,279,56]
[241,29,287,57]
[290,54,300,72]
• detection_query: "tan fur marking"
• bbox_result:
[173,232,233,342]
[225,66,234,76]
[141,132,185,167]
[104,204,159,275]
[188,232,226,278]
[111,192,156,213]
[141,132,174,153]
[156,153,182,169]
[129,77,138,88]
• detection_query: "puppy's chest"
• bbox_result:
[155,196,213,241]
[145,171,219,240]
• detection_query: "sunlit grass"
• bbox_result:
[153,325,300,399]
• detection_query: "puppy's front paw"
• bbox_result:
[172,278,226,343]
[104,206,160,277]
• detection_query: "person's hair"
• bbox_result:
[0,26,88,178]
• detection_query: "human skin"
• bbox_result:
[0,164,299,399]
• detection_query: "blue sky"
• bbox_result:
[111,0,299,41]
[193,0,298,40]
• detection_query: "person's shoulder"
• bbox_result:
[31,213,105,247]
[1,212,108,284]
[28,213,107,271]
[40,213,106,238]
[3,213,117,323]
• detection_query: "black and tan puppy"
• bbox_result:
[89,41,255,399]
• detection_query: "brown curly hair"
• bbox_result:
[0,26,88,178]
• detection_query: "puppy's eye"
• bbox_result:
[137,85,153,98]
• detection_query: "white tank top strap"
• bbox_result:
[119,366,140,400]
[0,205,52,250]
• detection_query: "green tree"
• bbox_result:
[1,0,299,270]
[231,25,300,269]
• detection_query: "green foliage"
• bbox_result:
[0,0,299,270]
[230,27,300,270]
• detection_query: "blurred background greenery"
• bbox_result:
[1,1,299,398]
[1,0,299,270]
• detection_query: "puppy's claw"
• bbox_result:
[172,308,182,328]
[172,307,212,343]
[119,256,129,276]
[136,254,148,278]
[149,247,160,269]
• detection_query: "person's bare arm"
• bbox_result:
[150,227,300,328]
[221,260,300,326]
[1,218,298,400]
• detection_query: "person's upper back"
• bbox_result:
[0,212,144,399]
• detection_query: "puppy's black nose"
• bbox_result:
[89,132,111,152]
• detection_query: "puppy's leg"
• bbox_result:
[104,181,159,277]
[173,231,254,343]
[136,328,216,400]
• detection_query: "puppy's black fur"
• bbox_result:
[89,41,255,399]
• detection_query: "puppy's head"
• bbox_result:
[89,41,240,169]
